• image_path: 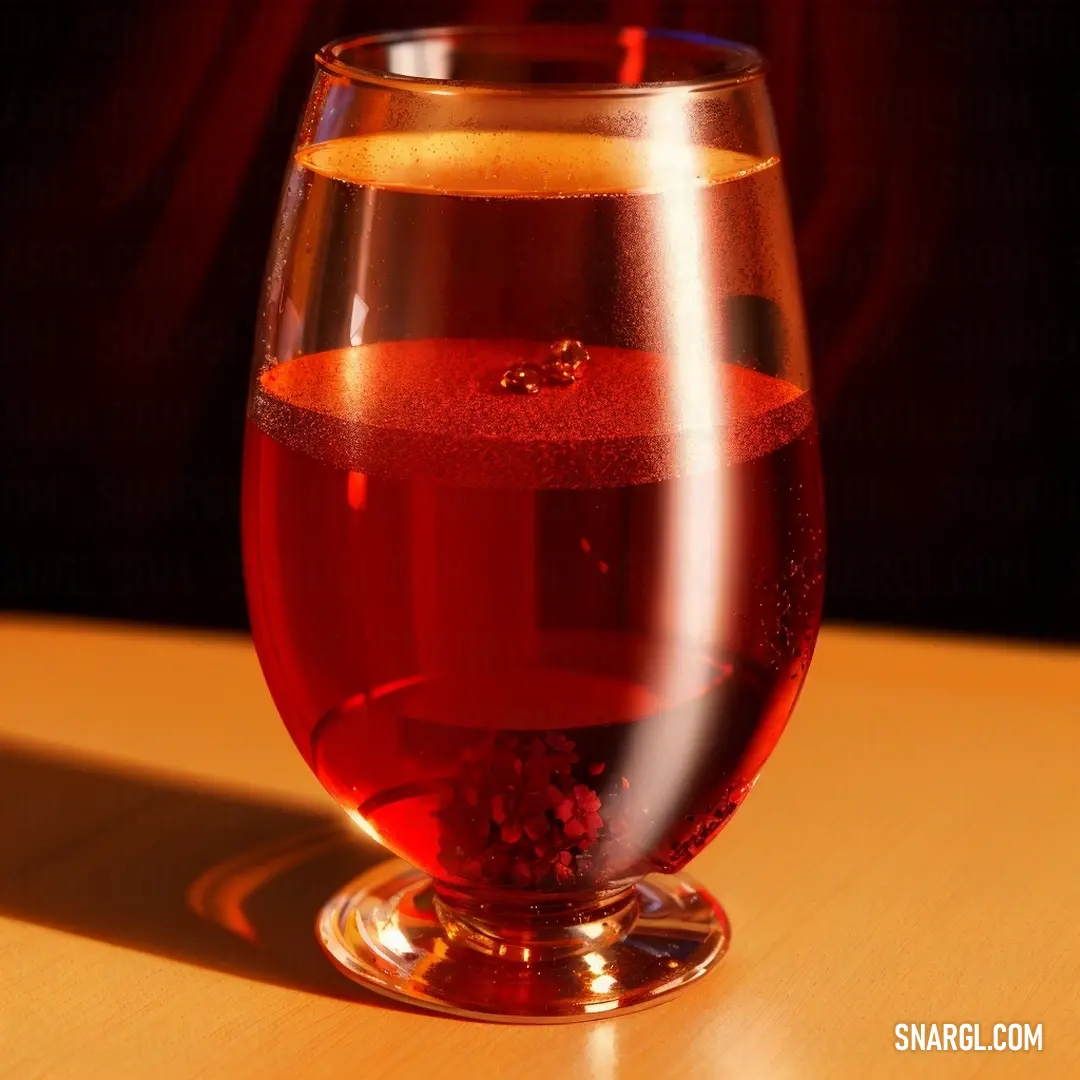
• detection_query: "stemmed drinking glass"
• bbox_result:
[242,24,824,1022]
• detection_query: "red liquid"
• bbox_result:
[243,338,823,892]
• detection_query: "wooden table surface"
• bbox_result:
[1,616,1077,1079]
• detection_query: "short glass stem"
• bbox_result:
[433,882,642,962]
[318,861,729,1019]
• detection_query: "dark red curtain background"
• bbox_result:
[1,0,1075,639]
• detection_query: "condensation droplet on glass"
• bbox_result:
[501,363,542,395]
[543,338,589,386]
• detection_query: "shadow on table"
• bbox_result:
[0,738,399,1005]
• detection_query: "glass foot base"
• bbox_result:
[317,858,730,1023]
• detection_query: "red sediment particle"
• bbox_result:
[564,818,586,840]
[574,785,601,813]
[524,814,550,840]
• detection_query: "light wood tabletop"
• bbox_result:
[1,615,1077,1079]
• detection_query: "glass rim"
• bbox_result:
[316,24,767,97]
